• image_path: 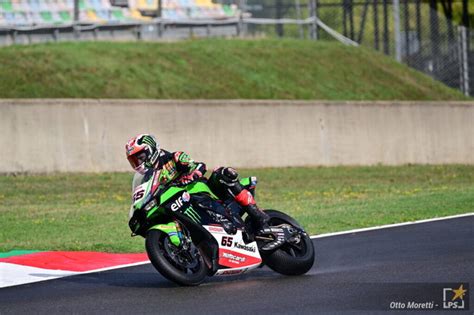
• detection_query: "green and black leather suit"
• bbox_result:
[132,149,206,192]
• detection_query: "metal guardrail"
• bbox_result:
[0,16,356,46]
[0,19,239,44]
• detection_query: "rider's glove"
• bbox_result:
[178,170,203,185]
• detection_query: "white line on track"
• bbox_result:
[77,260,151,274]
[310,212,474,239]
[0,261,153,288]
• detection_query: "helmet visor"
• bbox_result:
[127,151,148,170]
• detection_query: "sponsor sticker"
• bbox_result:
[170,192,191,212]
[208,226,225,233]
[171,197,184,211]
[182,192,190,202]
[233,242,256,253]
[218,249,262,269]
[222,252,246,264]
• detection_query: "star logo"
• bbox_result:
[443,283,469,309]
[451,284,467,301]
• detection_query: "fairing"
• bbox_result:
[130,169,262,276]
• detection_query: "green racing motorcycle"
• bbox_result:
[128,169,315,286]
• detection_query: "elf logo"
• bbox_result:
[171,192,190,211]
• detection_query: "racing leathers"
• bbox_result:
[131,150,205,191]
[129,150,206,218]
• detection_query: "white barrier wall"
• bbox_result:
[1,99,473,173]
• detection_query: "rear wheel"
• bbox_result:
[145,229,207,286]
[259,210,315,276]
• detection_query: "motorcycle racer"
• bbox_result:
[125,134,270,237]
[126,134,316,284]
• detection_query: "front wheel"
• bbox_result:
[145,229,207,286]
[260,210,315,276]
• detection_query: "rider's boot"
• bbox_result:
[234,190,277,248]
[244,203,270,230]
[235,189,270,228]
[210,167,285,249]
[237,191,295,251]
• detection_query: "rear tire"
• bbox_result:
[145,229,207,286]
[260,210,315,276]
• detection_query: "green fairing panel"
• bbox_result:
[186,181,218,199]
[146,205,164,218]
[159,186,185,204]
[149,182,217,218]
[144,181,218,243]
[157,181,221,206]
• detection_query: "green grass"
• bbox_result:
[0,165,473,253]
[0,39,464,100]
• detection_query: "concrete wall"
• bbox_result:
[1,99,473,173]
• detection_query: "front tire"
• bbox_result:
[260,210,315,276]
[145,229,207,286]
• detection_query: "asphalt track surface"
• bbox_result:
[1,216,473,314]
